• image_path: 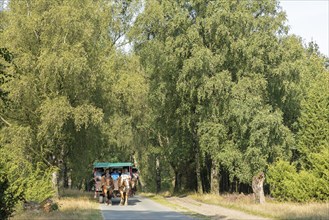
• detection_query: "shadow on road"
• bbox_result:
[101,197,142,206]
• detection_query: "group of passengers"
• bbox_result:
[94,167,139,183]
[97,168,131,180]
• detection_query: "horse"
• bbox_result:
[118,174,131,206]
[130,176,138,197]
[101,175,114,205]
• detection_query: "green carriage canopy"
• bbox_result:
[93,162,133,168]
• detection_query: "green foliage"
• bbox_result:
[133,0,308,193]
[1,0,328,204]
[309,147,329,200]
[0,126,55,218]
[0,126,34,199]
[297,64,329,167]
[268,63,329,202]
[0,165,21,220]
[268,159,329,202]
[24,163,56,202]
[132,0,329,199]
[0,0,147,205]
[244,147,267,180]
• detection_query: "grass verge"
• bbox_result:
[11,189,102,220]
[189,193,329,220]
[143,191,329,220]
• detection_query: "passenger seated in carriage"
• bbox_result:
[111,169,120,180]
[101,168,112,185]
[121,168,131,180]
[95,168,104,181]
[105,168,111,178]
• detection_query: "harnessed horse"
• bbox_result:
[118,174,131,206]
[101,175,114,205]
[130,176,138,197]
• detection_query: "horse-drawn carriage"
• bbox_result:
[93,162,138,205]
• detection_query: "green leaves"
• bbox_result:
[37,96,103,147]
[23,163,56,202]
[0,0,328,203]
[267,160,326,202]
[38,97,71,136]
[73,104,103,131]
[0,1,148,208]
[0,125,54,206]
[298,69,329,157]
[134,0,320,195]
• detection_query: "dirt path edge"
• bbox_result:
[164,196,271,220]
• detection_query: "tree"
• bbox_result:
[133,0,298,193]
[0,0,146,203]
[297,55,329,166]
[267,44,329,202]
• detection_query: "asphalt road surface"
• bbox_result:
[100,195,194,220]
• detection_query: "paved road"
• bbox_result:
[100,195,194,220]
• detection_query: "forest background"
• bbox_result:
[1,0,328,218]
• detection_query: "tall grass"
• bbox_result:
[12,189,102,220]
[190,193,329,220]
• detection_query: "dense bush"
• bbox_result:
[24,163,56,203]
[0,126,55,218]
[0,166,23,220]
[267,157,329,202]
[309,147,329,200]
[0,160,55,219]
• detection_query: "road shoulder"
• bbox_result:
[163,196,271,220]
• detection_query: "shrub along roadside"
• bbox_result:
[0,167,23,220]
[0,161,55,220]
[0,125,56,219]
[267,150,329,203]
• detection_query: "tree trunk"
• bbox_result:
[220,168,230,193]
[174,170,182,193]
[252,172,266,204]
[63,162,68,188]
[155,156,161,193]
[68,175,72,189]
[192,130,203,193]
[58,146,66,196]
[132,153,138,168]
[210,160,219,194]
[195,151,203,193]
[52,170,59,199]
[200,153,211,193]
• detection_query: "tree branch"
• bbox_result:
[0,114,11,126]
[27,145,53,167]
